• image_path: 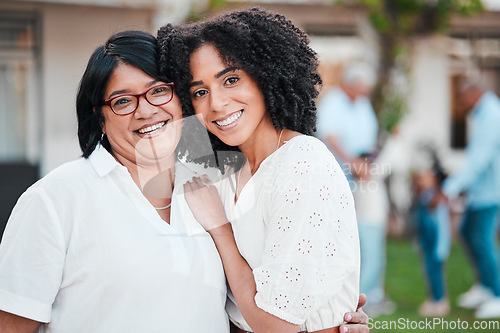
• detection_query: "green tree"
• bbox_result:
[349,0,483,134]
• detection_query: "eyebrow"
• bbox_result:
[107,79,160,100]
[189,66,240,88]
[216,66,239,79]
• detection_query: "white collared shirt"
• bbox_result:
[0,145,228,333]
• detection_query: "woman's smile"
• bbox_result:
[214,110,243,129]
[136,120,168,136]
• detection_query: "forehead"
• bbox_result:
[190,44,226,70]
[105,62,155,95]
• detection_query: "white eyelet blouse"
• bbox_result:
[219,135,360,332]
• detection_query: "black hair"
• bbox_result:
[157,7,322,168]
[76,30,167,158]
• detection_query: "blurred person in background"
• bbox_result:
[316,62,395,316]
[411,146,451,317]
[432,76,500,319]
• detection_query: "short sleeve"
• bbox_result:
[253,139,359,325]
[0,185,66,322]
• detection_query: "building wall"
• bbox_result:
[40,3,153,174]
[0,1,154,233]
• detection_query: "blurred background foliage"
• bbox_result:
[347,0,484,135]
[188,0,484,137]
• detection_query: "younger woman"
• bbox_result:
[159,8,360,333]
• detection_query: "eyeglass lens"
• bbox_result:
[110,84,173,115]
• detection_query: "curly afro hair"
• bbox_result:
[158,7,322,168]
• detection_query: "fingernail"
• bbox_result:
[343,326,348,333]
[346,314,352,321]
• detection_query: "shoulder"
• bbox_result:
[18,157,98,209]
[481,93,500,117]
[275,135,344,180]
[7,158,93,225]
[39,157,96,189]
[32,157,89,188]
[280,135,336,163]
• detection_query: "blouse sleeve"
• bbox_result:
[253,139,359,325]
[0,185,66,322]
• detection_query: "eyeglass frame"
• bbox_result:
[102,82,175,116]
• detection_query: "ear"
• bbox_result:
[94,107,106,133]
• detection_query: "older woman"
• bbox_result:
[0,30,228,332]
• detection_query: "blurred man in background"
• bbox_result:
[434,76,500,319]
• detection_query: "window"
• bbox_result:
[0,12,40,239]
[0,12,40,163]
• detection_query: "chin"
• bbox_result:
[217,136,242,148]
[135,136,180,163]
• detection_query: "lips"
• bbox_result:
[214,110,242,127]
[136,121,167,135]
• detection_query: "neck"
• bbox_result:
[238,122,282,174]
[114,152,176,200]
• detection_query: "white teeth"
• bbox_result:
[138,121,166,134]
[215,111,242,127]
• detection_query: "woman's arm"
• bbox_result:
[184,179,300,333]
[209,224,301,333]
[0,310,41,333]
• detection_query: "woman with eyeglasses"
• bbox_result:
[0,30,229,332]
[159,8,362,333]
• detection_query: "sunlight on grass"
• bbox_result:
[368,238,500,332]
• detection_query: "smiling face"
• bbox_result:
[188,43,272,148]
[101,62,183,167]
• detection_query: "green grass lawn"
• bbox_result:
[371,238,500,332]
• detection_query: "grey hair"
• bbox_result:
[342,61,377,87]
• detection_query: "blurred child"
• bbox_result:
[412,151,451,317]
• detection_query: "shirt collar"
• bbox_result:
[88,144,124,177]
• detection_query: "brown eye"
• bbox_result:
[193,89,208,98]
[225,77,239,85]
[151,86,168,96]
[112,97,133,108]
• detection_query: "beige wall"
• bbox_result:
[1,1,154,175]
[41,4,153,174]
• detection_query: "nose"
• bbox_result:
[133,95,158,119]
[209,87,229,112]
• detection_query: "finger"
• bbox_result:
[357,293,367,309]
[192,176,206,187]
[344,310,369,325]
[339,324,369,333]
[201,174,212,186]
[184,181,193,194]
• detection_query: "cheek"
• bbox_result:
[191,104,209,127]
[102,113,131,136]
